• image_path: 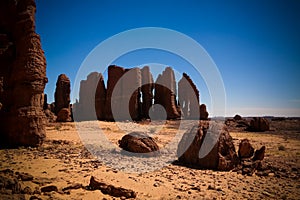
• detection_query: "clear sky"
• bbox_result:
[35,0,300,117]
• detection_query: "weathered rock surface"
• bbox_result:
[0,0,47,147]
[89,176,137,199]
[54,74,70,116]
[56,108,71,122]
[177,122,238,171]
[178,73,200,119]
[119,132,159,154]
[238,139,254,159]
[248,117,270,132]
[140,66,154,119]
[95,73,106,120]
[154,67,180,119]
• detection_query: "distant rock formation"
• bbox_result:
[140,66,154,119]
[74,66,209,122]
[54,74,71,119]
[178,73,200,119]
[177,122,238,171]
[104,65,126,121]
[200,104,209,120]
[154,67,180,119]
[248,117,270,132]
[0,0,48,147]
[233,114,242,121]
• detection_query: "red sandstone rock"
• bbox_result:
[248,117,270,132]
[95,73,106,120]
[154,67,180,119]
[178,122,238,171]
[141,66,154,119]
[0,0,47,147]
[118,132,159,154]
[178,73,200,119]
[253,146,266,161]
[238,139,254,159]
[54,74,70,116]
[200,104,209,120]
[56,108,71,122]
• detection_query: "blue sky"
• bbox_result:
[36,0,300,117]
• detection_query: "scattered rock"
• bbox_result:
[62,183,83,191]
[16,172,33,181]
[41,185,58,193]
[88,176,137,199]
[238,139,254,159]
[118,132,159,155]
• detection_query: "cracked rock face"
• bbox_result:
[0,0,47,147]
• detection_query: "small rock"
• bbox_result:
[41,185,58,193]
[17,172,34,181]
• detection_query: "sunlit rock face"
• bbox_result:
[0,0,48,147]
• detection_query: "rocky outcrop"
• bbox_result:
[75,66,208,122]
[178,73,200,119]
[238,139,254,159]
[248,117,270,132]
[177,122,238,171]
[253,146,266,161]
[0,0,47,147]
[154,67,180,119]
[233,114,242,121]
[118,132,159,154]
[54,74,70,115]
[141,66,154,119]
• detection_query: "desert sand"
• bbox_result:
[0,119,299,200]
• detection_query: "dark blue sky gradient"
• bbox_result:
[36,0,300,117]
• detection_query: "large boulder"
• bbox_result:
[177,122,238,171]
[56,108,71,122]
[238,139,254,159]
[0,0,48,147]
[233,114,242,121]
[118,132,159,154]
[248,117,270,132]
[200,104,209,120]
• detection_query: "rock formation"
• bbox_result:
[56,108,71,122]
[0,0,47,147]
[154,67,180,119]
[248,117,270,132]
[178,73,200,119]
[177,122,238,171]
[95,73,106,120]
[118,132,159,154]
[54,74,70,115]
[140,66,154,119]
[200,104,209,120]
[238,139,254,159]
[233,114,242,121]
[73,72,103,121]
[253,146,266,161]
[104,65,126,121]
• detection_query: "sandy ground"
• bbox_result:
[0,119,299,199]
